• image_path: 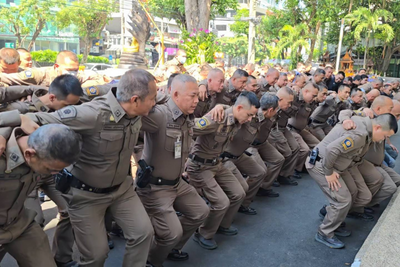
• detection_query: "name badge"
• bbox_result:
[174,136,182,159]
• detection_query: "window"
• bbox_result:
[216,25,227,31]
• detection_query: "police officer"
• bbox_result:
[0,50,109,88]
[187,91,259,250]
[0,85,46,104]
[358,78,383,93]
[274,72,288,91]
[194,68,225,118]
[1,69,155,267]
[348,88,364,110]
[0,124,81,266]
[137,74,210,267]
[307,114,397,249]
[222,92,279,215]
[308,84,352,141]
[257,68,279,95]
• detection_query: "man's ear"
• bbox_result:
[130,95,139,104]
[49,94,57,102]
[24,148,37,162]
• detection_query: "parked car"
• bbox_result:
[84,63,112,71]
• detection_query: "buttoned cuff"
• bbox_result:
[0,110,21,127]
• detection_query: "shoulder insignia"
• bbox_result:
[57,106,77,120]
[196,117,210,129]
[23,70,34,79]
[227,114,235,125]
[341,137,354,150]
[86,86,99,96]
[109,115,115,122]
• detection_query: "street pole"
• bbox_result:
[120,0,124,51]
[248,0,256,63]
[335,18,345,73]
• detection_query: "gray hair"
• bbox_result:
[171,74,197,93]
[338,84,351,92]
[351,88,362,97]
[116,69,155,102]
[260,92,279,111]
[279,72,288,77]
[314,68,326,76]
[28,124,82,164]
[207,68,224,79]
[277,86,294,96]
[372,113,398,133]
[0,48,20,65]
[318,84,328,92]
[371,95,393,110]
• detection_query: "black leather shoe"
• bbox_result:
[293,170,302,179]
[257,188,280,197]
[272,180,280,187]
[315,232,345,249]
[238,205,257,215]
[364,207,375,214]
[109,228,124,239]
[167,249,189,261]
[319,205,327,219]
[146,261,163,267]
[334,225,351,237]
[108,234,114,250]
[347,212,374,222]
[278,176,298,186]
[55,261,78,267]
[193,232,218,250]
[217,226,238,236]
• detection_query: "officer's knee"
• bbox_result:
[231,187,246,202]
[154,222,183,245]
[214,194,230,211]
[358,190,372,206]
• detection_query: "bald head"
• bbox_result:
[171,74,197,93]
[0,48,20,73]
[392,100,400,121]
[56,50,78,65]
[207,68,224,80]
[55,50,79,76]
[371,95,393,115]
[277,86,294,110]
[266,68,280,86]
[367,89,381,102]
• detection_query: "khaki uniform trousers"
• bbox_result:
[344,165,374,213]
[222,161,249,193]
[268,128,300,177]
[309,124,332,141]
[64,176,154,267]
[248,141,285,190]
[306,159,352,237]
[137,180,209,267]
[186,160,246,239]
[382,164,400,186]
[24,176,75,264]
[290,128,320,172]
[0,221,56,267]
[223,153,267,208]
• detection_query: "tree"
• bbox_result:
[345,7,394,68]
[216,36,247,66]
[230,8,249,37]
[56,0,117,63]
[147,0,237,31]
[0,0,63,50]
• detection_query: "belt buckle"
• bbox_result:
[212,158,218,165]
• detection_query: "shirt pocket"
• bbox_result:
[243,126,257,143]
[165,129,182,152]
[98,131,125,155]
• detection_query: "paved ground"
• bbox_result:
[3,133,400,267]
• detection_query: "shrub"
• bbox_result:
[31,50,109,64]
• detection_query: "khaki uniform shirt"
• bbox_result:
[0,89,50,114]
[0,68,108,88]
[210,79,241,109]
[359,83,374,94]
[192,107,241,159]
[314,116,373,176]
[141,98,194,180]
[310,95,351,126]
[81,83,114,102]
[257,78,273,97]
[225,108,266,156]
[0,128,39,244]
[0,89,141,188]
[287,91,314,131]
[0,85,47,104]
[194,80,216,118]
[165,58,186,73]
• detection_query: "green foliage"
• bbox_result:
[31,50,109,64]
[0,0,64,50]
[147,0,238,29]
[274,23,310,61]
[217,36,248,60]
[230,8,249,37]
[179,29,217,64]
[56,0,117,62]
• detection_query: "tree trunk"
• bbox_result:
[308,21,321,62]
[198,0,212,31]
[185,0,211,32]
[27,20,45,51]
[82,36,92,63]
[381,44,400,74]
[363,34,369,68]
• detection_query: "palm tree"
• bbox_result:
[345,7,394,68]
[274,23,311,64]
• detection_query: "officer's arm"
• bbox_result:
[141,106,162,133]
[322,134,365,175]
[192,114,219,137]
[0,85,39,103]
[338,109,366,123]
[0,69,43,86]
[81,84,113,102]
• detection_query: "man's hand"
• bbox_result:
[362,108,374,118]
[325,172,341,191]
[390,143,399,153]
[208,104,225,122]
[342,119,356,130]
[20,115,39,134]
[0,135,6,155]
[198,84,207,101]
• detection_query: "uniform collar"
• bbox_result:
[167,98,184,121]
[298,90,305,102]
[225,107,236,125]
[365,117,373,140]
[107,88,127,123]
[348,98,354,104]
[257,108,266,122]
[5,128,27,173]
[31,89,51,113]
[335,96,342,104]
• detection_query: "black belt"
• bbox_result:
[220,151,240,159]
[311,118,324,124]
[70,176,120,194]
[287,124,300,132]
[149,176,180,186]
[189,154,220,165]
[251,140,264,146]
